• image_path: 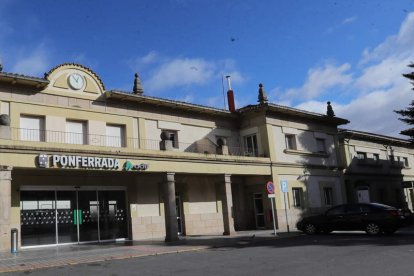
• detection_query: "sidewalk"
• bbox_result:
[0,230,299,273]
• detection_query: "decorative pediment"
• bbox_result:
[44,63,105,96]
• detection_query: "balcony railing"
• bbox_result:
[4,127,259,157]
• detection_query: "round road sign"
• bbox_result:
[266,181,275,194]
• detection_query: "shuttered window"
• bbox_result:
[66,120,86,145]
[106,124,125,147]
[20,116,45,141]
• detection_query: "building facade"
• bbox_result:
[338,129,414,211]
[0,63,349,251]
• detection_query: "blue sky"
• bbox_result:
[1,0,414,137]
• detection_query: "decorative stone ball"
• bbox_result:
[0,114,10,126]
[217,138,227,146]
[160,131,169,141]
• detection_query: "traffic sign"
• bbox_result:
[280,180,289,193]
[266,181,275,194]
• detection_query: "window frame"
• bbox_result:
[243,134,259,157]
[162,129,179,148]
[292,187,303,208]
[356,151,367,160]
[105,124,125,148]
[315,138,326,153]
[65,120,87,145]
[403,157,409,167]
[285,134,297,150]
[19,115,45,142]
[323,187,334,206]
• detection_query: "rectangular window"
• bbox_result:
[356,152,366,160]
[373,153,380,162]
[243,134,258,156]
[0,102,10,115]
[323,187,334,206]
[403,157,409,167]
[285,134,297,150]
[106,124,125,147]
[316,138,326,153]
[20,115,45,141]
[66,120,87,145]
[292,188,303,208]
[162,130,179,148]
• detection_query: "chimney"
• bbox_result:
[226,76,236,112]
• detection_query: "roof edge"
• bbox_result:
[106,90,233,116]
[339,128,412,146]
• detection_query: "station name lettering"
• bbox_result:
[52,155,120,169]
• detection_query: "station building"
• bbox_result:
[338,129,414,210]
[0,63,349,250]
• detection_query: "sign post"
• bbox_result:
[266,181,277,236]
[280,180,290,233]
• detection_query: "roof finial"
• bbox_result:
[327,101,335,117]
[133,73,144,95]
[0,63,3,72]
[258,83,268,104]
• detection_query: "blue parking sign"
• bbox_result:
[280,180,289,193]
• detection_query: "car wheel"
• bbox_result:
[304,223,318,235]
[365,223,381,235]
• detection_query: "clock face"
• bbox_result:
[68,73,84,90]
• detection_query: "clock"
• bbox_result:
[68,73,84,90]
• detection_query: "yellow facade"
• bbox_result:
[0,63,351,251]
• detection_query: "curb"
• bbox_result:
[0,233,301,273]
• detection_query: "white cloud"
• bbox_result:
[280,62,352,101]
[355,56,411,91]
[342,16,357,25]
[144,58,216,92]
[142,56,245,93]
[282,12,414,138]
[11,44,50,76]
[326,16,357,33]
[132,51,161,71]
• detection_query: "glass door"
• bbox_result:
[98,190,127,240]
[21,188,127,246]
[77,191,99,242]
[56,191,78,244]
[20,191,56,246]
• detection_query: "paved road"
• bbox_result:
[7,229,414,276]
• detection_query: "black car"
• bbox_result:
[296,203,404,235]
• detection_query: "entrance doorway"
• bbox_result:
[253,193,265,229]
[20,188,128,247]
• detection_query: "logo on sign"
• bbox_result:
[123,161,149,171]
[38,154,48,168]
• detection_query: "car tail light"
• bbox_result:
[388,210,400,217]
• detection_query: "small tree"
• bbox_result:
[395,63,414,141]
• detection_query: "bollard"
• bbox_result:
[11,228,18,254]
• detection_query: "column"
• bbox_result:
[0,166,12,251]
[221,174,235,235]
[162,172,179,242]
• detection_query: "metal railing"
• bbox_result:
[6,127,261,157]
